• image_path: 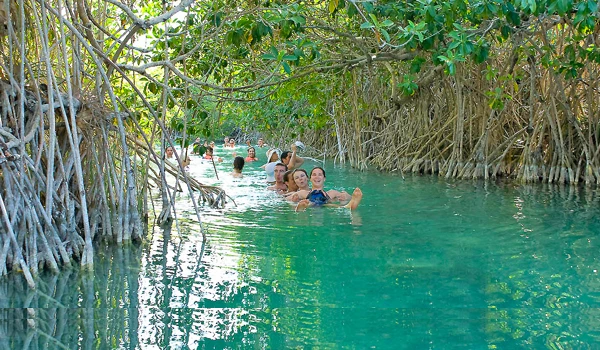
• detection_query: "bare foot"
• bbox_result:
[295,199,310,212]
[343,188,363,210]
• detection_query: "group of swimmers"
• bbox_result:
[256,143,362,212]
[165,137,363,211]
[266,162,363,212]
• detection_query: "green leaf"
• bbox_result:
[186,99,197,109]
[347,1,358,18]
[282,62,292,74]
[329,0,339,14]
[381,19,394,27]
[369,13,379,26]
[291,16,306,25]
[360,22,375,29]
[261,53,277,60]
[348,3,358,17]
[381,29,391,42]
[147,82,158,94]
[282,55,298,61]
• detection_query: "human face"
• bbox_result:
[293,170,308,190]
[274,165,286,183]
[258,138,264,147]
[224,137,229,143]
[310,168,326,189]
[281,154,291,165]
[229,139,235,146]
[210,142,215,147]
[165,147,174,158]
[248,148,256,157]
[285,176,298,192]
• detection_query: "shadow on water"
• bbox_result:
[2,152,600,348]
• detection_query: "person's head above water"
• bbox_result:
[233,156,245,171]
[274,163,288,183]
[247,147,256,158]
[281,151,292,165]
[258,138,265,147]
[267,148,280,163]
[309,167,326,189]
[292,168,310,191]
[165,146,174,158]
[283,170,298,192]
[229,138,235,147]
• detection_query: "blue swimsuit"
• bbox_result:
[306,190,330,206]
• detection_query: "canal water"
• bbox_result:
[1,145,600,349]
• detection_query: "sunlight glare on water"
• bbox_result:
[1,144,600,349]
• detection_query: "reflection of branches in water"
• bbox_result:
[0,245,143,348]
[158,217,208,347]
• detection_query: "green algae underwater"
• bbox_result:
[2,151,600,349]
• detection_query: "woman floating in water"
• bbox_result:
[294,167,362,211]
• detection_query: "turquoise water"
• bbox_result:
[2,146,600,349]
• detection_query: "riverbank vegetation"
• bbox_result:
[1,0,598,282]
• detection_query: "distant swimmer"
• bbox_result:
[203,147,223,162]
[164,146,190,168]
[257,138,268,148]
[245,147,258,162]
[231,156,245,178]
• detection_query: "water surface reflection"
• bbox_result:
[2,155,600,348]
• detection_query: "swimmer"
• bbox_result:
[257,138,267,148]
[280,143,304,170]
[284,169,311,201]
[245,147,258,162]
[283,170,299,193]
[232,156,244,178]
[262,148,281,183]
[165,146,174,159]
[293,167,362,211]
[164,146,190,168]
[267,163,288,193]
[296,188,363,211]
[203,147,223,162]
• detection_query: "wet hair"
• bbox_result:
[310,166,326,178]
[283,170,294,183]
[206,146,213,154]
[233,156,245,170]
[247,146,255,153]
[275,162,288,171]
[281,151,291,160]
[292,168,308,179]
